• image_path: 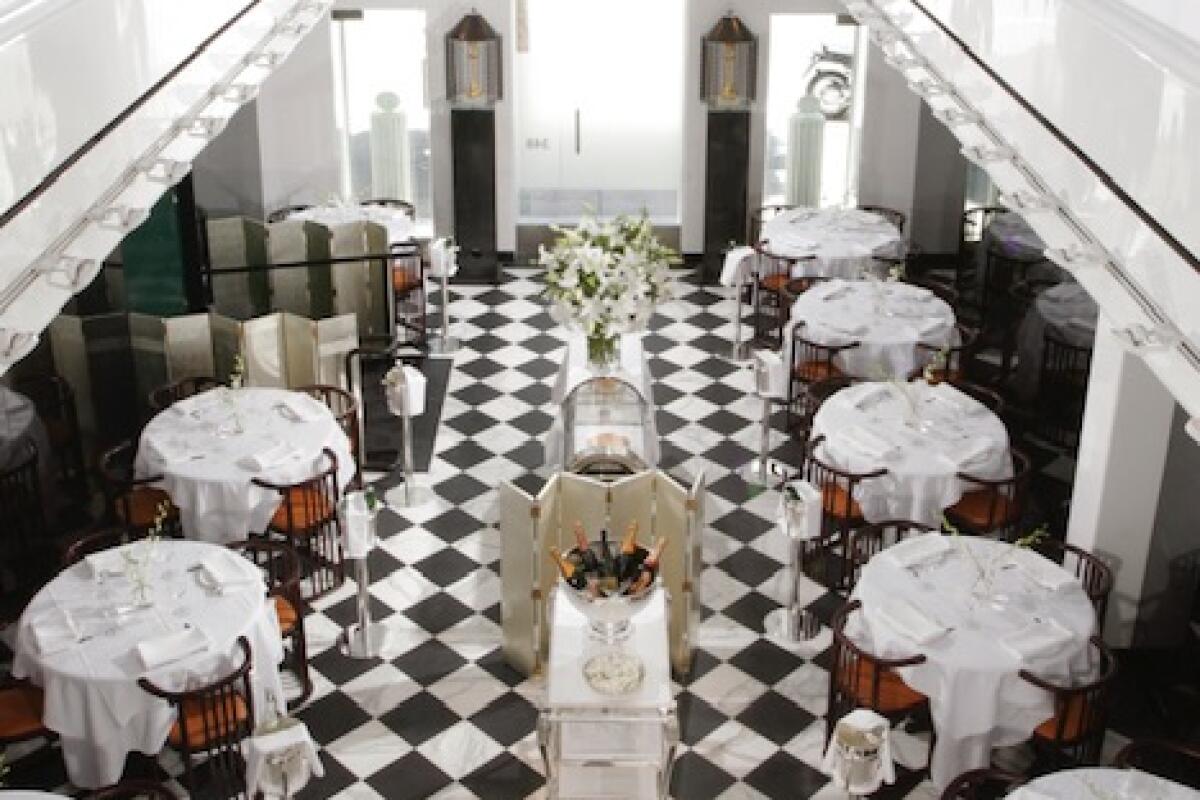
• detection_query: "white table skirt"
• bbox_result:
[1012,281,1098,401]
[1012,767,1197,799]
[287,204,414,245]
[776,279,955,384]
[854,536,1097,790]
[810,381,1012,526]
[759,207,904,279]
[136,388,356,543]
[544,333,660,468]
[12,540,286,789]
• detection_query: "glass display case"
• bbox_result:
[561,374,653,475]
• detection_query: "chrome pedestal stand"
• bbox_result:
[740,354,787,488]
[384,364,435,508]
[729,255,756,362]
[428,267,460,355]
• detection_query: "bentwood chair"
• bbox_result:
[939,768,1026,799]
[98,441,181,540]
[16,374,86,495]
[294,385,361,489]
[390,242,427,346]
[956,206,1008,316]
[1020,635,1117,770]
[227,539,311,707]
[945,448,1032,539]
[827,600,931,754]
[254,447,344,601]
[0,675,51,747]
[800,436,888,590]
[0,439,55,608]
[1033,539,1114,626]
[1115,739,1200,789]
[753,242,816,348]
[1036,332,1093,452]
[859,204,907,234]
[148,376,223,415]
[787,325,859,435]
[789,375,856,443]
[846,520,937,591]
[62,526,128,568]
[747,203,797,247]
[88,780,178,800]
[139,637,256,799]
[917,324,979,384]
[948,380,1005,417]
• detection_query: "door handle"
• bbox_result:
[574,108,581,154]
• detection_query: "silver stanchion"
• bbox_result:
[730,249,756,362]
[428,242,460,355]
[384,363,434,508]
[739,351,787,487]
[338,493,387,658]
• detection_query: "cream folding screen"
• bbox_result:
[329,221,388,340]
[499,469,705,677]
[207,217,269,320]
[163,313,218,381]
[266,220,334,319]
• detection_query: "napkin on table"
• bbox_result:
[137,626,211,671]
[30,608,79,655]
[84,549,126,578]
[242,441,297,471]
[853,384,892,412]
[276,394,324,423]
[928,382,983,416]
[171,389,224,416]
[876,598,948,645]
[1009,547,1078,592]
[196,552,261,594]
[834,426,897,461]
[884,532,952,570]
[1000,617,1074,661]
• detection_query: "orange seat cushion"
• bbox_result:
[392,270,421,292]
[274,595,300,635]
[759,274,791,292]
[793,360,843,383]
[0,684,46,741]
[948,489,1019,530]
[822,483,864,521]
[117,487,176,528]
[1034,694,1092,743]
[168,693,249,748]
[840,660,926,713]
[270,486,334,532]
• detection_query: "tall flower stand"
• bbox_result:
[739,350,788,487]
[383,363,434,508]
[337,491,386,658]
[728,245,756,362]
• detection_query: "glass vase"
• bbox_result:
[586,330,619,372]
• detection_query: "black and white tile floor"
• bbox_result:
[10,268,1130,798]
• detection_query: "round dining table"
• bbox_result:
[1011,281,1098,401]
[758,207,905,278]
[135,387,356,543]
[11,540,286,789]
[777,278,956,383]
[0,385,54,486]
[853,534,1097,790]
[810,380,1012,526]
[1011,767,1197,799]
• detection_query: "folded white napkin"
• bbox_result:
[928,382,983,416]
[31,608,79,655]
[276,394,324,423]
[854,385,892,412]
[242,441,296,471]
[149,438,191,464]
[835,425,896,461]
[956,439,995,469]
[137,626,211,671]
[84,549,126,578]
[1010,548,1078,591]
[172,388,225,416]
[1000,617,1074,661]
[719,245,756,287]
[197,552,259,593]
[885,532,952,569]
[877,598,947,645]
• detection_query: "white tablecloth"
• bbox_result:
[136,388,356,543]
[544,334,660,468]
[11,540,286,789]
[1012,281,1098,401]
[758,207,905,279]
[854,536,1097,790]
[776,279,955,384]
[287,204,414,245]
[810,381,1012,526]
[1012,767,1198,799]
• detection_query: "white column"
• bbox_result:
[1066,326,1175,646]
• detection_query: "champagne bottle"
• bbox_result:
[615,520,640,581]
[572,521,599,572]
[549,547,586,590]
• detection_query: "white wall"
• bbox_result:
[856,43,922,236]
[192,101,265,219]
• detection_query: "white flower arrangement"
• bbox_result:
[540,213,677,363]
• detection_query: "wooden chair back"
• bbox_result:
[939,768,1026,799]
[63,527,129,568]
[1037,332,1092,451]
[148,376,223,414]
[846,520,937,589]
[1019,635,1117,769]
[859,204,906,233]
[1114,739,1200,789]
[952,448,1032,538]
[1034,539,1114,626]
[294,385,360,488]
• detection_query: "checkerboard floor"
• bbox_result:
[8,268,1131,798]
